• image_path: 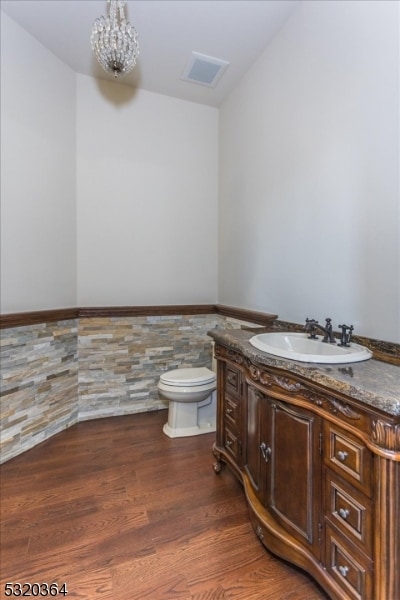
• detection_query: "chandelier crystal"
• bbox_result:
[91,0,139,78]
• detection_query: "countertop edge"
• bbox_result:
[209,328,400,418]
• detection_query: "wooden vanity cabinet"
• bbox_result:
[244,385,322,559]
[212,342,400,600]
[213,357,243,476]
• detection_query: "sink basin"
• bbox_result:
[249,332,372,364]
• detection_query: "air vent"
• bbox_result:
[181,52,229,87]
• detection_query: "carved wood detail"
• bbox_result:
[300,388,361,420]
[243,358,362,421]
[212,445,225,473]
[215,345,244,366]
[271,375,304,393]
[227,349,245,365]
[371,420,400,451]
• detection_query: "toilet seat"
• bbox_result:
[160,367,216,387]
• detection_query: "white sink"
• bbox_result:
[249,332,372,364]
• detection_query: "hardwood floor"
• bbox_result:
[1,410,329,599]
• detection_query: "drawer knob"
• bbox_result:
[226,439,233,447]
[338,565,349,577]
[226,407,233,415]
[337,450,348,461]
[339,508,350,520]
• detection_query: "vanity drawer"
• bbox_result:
[224,396,240,431]
[225,365,242,399]
[324,423,372,496]
[224,426,241,463]
[325,524,373,600]
[324,469,372,557]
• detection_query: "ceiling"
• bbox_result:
[0,0,299,107]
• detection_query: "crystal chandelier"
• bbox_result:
[91,0,139,78]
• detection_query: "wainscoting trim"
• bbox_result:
[0,305,278,329]
[0,308,79,329]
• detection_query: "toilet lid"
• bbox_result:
[160,367,216,387]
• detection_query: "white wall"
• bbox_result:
[219,0,400,342]
[0,12,76,313]
[76,76,218,306]
[1,2,399,343]
[0,13,218,311]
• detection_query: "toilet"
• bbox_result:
[158,366,217,438]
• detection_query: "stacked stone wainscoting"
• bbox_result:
[78,314,221,420]
[1,313,262,462]
[0,320,78,463]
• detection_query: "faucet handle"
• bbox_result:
[338,324,354,347]
[305,318,318,325]
[305,318,318,339]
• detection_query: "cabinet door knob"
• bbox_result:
[338,508,350,520]
[338,565,349,577]
[337,450,348,461]
[226,407,233,415]
[260,442,272,462]
[226,439,233,447]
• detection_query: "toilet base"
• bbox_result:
[163,421,216,438]
[162,391,216,438]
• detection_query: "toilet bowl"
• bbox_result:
[158,366,217,438]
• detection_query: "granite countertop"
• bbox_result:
[209,328,400,417]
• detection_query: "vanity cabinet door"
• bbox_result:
[265,399,323,559]
[243,385,267,500]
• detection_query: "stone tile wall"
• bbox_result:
[0,320,78,463]
[78,314,221,420]
[1,313,260,463]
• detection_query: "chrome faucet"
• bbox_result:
[305,318,336,343]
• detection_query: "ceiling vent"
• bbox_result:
[181,52,230,87]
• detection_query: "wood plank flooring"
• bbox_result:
[1,410,329,599]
